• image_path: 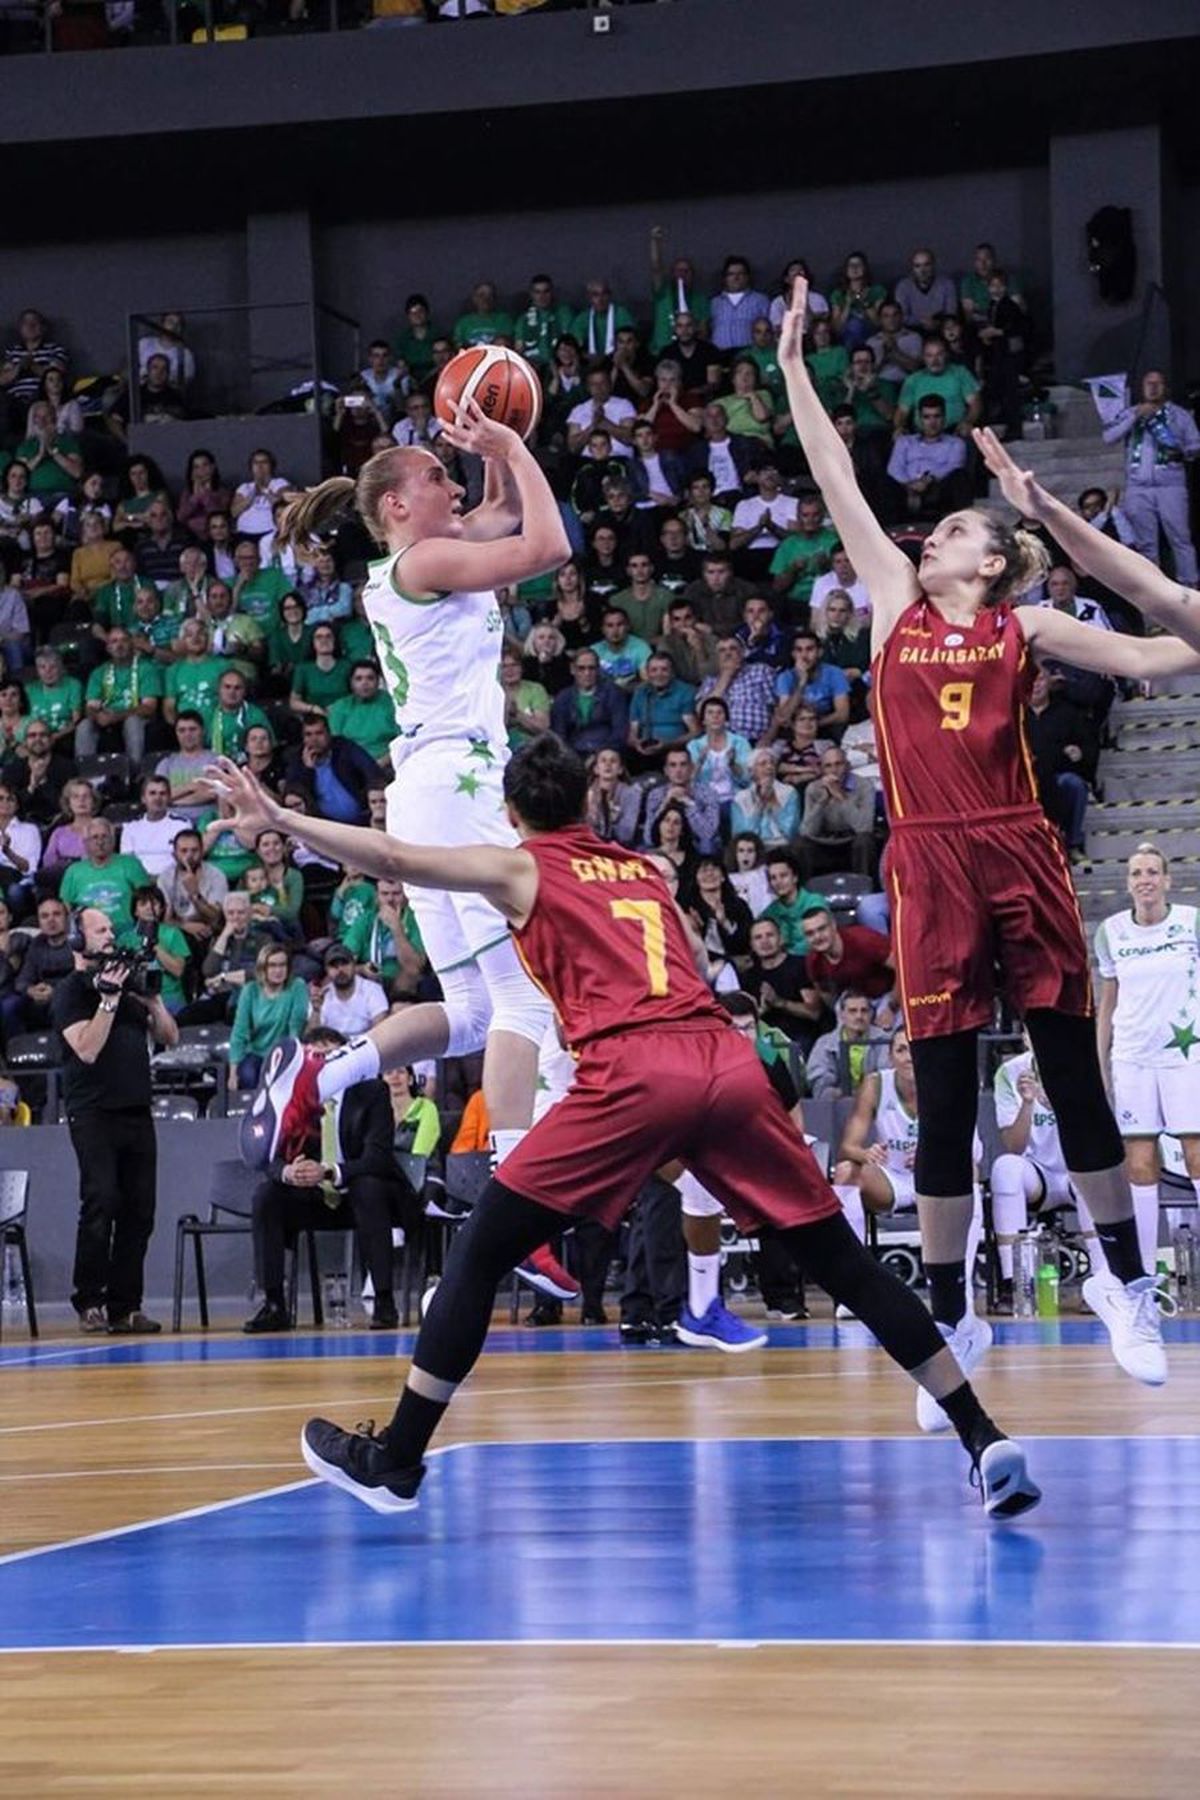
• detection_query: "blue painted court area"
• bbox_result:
[3,1435,1199,1651]
[4,1316,1200,1370]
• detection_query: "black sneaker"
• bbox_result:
[243,1300,291,1334]
[580,1305,609,1325]
[524,1299,563,1327]
[619,1319,654,1344]
[370,1295,400,1331]
[108,1310,162,1335]
[300,1417,425,1515]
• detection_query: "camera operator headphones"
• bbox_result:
[66,908,88,955]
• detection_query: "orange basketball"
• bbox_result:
[433,345,542,442]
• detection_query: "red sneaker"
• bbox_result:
[240,1038,323,1169]
[516,1243,581,1302]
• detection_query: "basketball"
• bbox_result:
[433,345,542,442]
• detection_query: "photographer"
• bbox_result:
[53,905,179,1335]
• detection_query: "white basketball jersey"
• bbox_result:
[533,1030,576,1124]
[993,1051,1066,1175]
[361,549,507,770]
[873,1069,919,1174]
[1094,904,1200,1068]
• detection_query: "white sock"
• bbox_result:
[1131,1183,1161,1274]
[997,1240,1015,1279]
[490,1128,526,1167]
[688,1252,720,1316]
[962,1193,984,1318]
[316,1035,381,1100]
[834,1183,866,1243]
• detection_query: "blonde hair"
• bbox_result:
[981,513,1051,601]
[274,444,427,555]
[1129,840,1169,873]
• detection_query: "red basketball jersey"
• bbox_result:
[514,826,727,1050]
[872,598,1039,823]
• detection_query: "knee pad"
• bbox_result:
[439,962,493,1058]
[476,936,554,1047]
[678,1171,724,1218]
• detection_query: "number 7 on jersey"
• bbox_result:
[610,898,670,997]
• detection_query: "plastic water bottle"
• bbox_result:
[1013,1230,1039,1318]
[1035,1252,1060,1319]
[322,1273,349,1330]
[1172,1223,1197,1311]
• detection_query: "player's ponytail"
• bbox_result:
[273,478,357,558]
[982,513,1051,602]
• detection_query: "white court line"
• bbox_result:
[0,1354,1124,1437]
[0,1635,1197,1658]
[0,1463,298,1483]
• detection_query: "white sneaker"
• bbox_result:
[834,1303,858,1321]
[1081,1273,1168,1385]
[917,1312,994,1433]
[976,1438,1042,1521]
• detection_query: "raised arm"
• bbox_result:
[209,758,539,925]
[402,403,569,592]
[459,452,522,543]
[975,427,1200,648]
[1019,604,1200,681]
[778,278,919,643]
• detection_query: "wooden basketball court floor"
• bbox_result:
[2,1311,1199,1798]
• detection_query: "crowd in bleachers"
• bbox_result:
[0,240,1136,1174]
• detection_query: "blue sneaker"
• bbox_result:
[674,1299,767,1353]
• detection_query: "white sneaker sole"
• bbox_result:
[917,1315,994,1434]
[239,1039,304,1168]
[674,1323,768,1354]
[300,1426,420,1515]
[514,1265,581,1302]
[979,1439,1042,1521]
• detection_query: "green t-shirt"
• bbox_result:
[327,690,397,761]
[392,327,439,378]
[453,310,516,349]
[196,811,257,884]
[829,283,887,323]
[650,282,711,354]
[60,853,150,935]
[292,659,352,711]
[24,675,82,734]
[166,656,227,719]
[153,921,191,1009]
[134,613,179,655]
[339,618,376,665]
[743,342,784,398]
[234,568,291,634]
[229,977,312,1065]
[92,580,141,633]
[612,584,671,643]
[330,877,377,935]
[85,657,164,711]
[506,679,551,750]
[341,901,424,980]
[515,302,572,366]
[762,890,826,957]
[848,377,898,436]
[210,613,263,679]
[17,433,80,498]
[203,701,271,762]
[718,390,774,443]
[805,347,850,413]
[267,623,315,674]
[769,529,839,605]
[897,365,980,430]
[569,304,635,352]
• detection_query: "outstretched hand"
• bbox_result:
[204,756,283,849]
[972,427,1047,518]
[777,273,809,371]
[441,395,524,461]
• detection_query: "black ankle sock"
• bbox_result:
[938,1381,1004,1460]
[926,1259,967,1328]
[384,1386,448,1469]
[1095,1215,1145,1285]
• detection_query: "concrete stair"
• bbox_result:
[986,383,1125,508]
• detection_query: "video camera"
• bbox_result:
[86,920,163,1000]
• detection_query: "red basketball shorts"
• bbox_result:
[500,1023,840,1234]
[887,805,1092,1041]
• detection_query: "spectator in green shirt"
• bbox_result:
[895,337,982,436]
[266,591,315,696]
[15,400,82,499]
[769,495,839,622]
[200,579,264,683]
[77,627,162,764]
[392,294,439,380]
[130,585,180,662]
[515,274,573,366]
[203,667,271,763]
[133,884,191,1014]
[290,621,351,721]
[327,661,397,765]
[340,876,427,1000]
[761,849,827,957]
[59,817,150,941]
[91,544,142,637]
[24,645,82,753]
[570,278,635,359]
[453,281,515,350]
[164,618,226,726]
[648,226,712,353]
[228,941,311,1090]
[231,539,291,635]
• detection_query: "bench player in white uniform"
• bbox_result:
[990,1046,1106,1303]
[243,409,576,1299]
[1096,842,1200,1273]
[836,1030,986,1431]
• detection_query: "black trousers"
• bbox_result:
[252,1174,400,1296]
[621,1175,686,1325]
[68,1107,157,1319]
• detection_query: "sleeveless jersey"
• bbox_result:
[872,598,1038,823]
[993,1051,1066,1173]
[872,1068,919,1173]
[360,549,506,769]
[1094,903,1200,1068]
[514,826,727,1051]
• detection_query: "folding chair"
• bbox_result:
[172,1159,323,1330]
[0,1170,37,1340]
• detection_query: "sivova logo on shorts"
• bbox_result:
[907,990,952,1006]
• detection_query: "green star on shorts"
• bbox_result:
[455,772,483,798]
[1165,1019,1200,1058]
[466,741,497,765]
